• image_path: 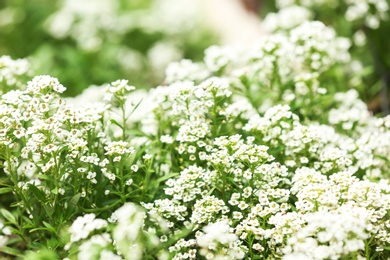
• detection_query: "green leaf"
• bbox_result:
[51,188,58,195]
[101,199,119,207]
[135,141,156,159]
[10,201,23,207]
[64,193,81,220]
[23,248,59,260]
[22,224,35,230]
[375,154,390,162]
[0,208,16,224]
[126,129,152,138]
[0,187,12,194]
[110,119,123,129]
[67,245,79,256]
[37,174,55,183]
[155,172,179,184]
[206,187,216,196]
[28,184,47,203]
[43,205,54,217]
[0,246,22,257]
[46,237,59,249]
[29,227,54,234]
[68,193,81,208]
[42,221,57,234]
[370,252,380,260]
[128,98,143,117]
[9,227,23,236]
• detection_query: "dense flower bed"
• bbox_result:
[1,19,390,259]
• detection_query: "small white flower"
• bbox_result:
[131,165,139,172]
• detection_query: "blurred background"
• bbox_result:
[0,0,217,96]
[0,0,389,113]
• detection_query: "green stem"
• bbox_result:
[5,149,33,216]
[121,103,127,141]
[79,199,124,213]
[142,163,153,201]
[119,166,126,203]
[365,239,371,260]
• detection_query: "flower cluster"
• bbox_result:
[104,80,135,103]
[0,55,30,94]
[276,0,389,29]
[67,213,108,245]
[263,5,313,32]
[197,221,245,260]
[283,208,369,259]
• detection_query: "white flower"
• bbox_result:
[131,164,139,172]
[68,214,108,244]
[126,179,134,186]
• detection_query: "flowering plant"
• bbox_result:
[1,19,390,260]
[261,0,390,111]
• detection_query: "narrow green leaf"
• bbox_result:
[37,174,55,182]
[6,236,23,246]
[43,205,54,217]
[156,172,179,184]
[0,246,22,257]
[101,199,119,207]
[370,252,380,260]
[28,184,46,203]
[207,187,216,196]
[126,129,151,138]
[0,187,12,194]
[135,141,156,158]
[29,227,53,233]
[110,119,123,129]
[0,208,16,224]
[10,201,23,207]
[64,193,81,220]
[128,98,143,117]
[9,227,22,236]
[42,221,57,233]
[22,224,35,229]
[68,193,81,208]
